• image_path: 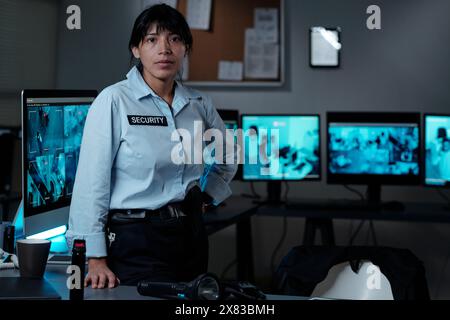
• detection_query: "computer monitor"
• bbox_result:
[424,114,450,188]
[241,114,321,202]
[21,90,97,246]
[327,112,421,205]
[217,109,241,180]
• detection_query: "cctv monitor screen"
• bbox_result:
[424,115,450,187]
[327,112,421,185]
[22,91,96,219]
[241,115,320,181]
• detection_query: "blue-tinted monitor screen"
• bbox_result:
[425,115,450,187]
[328,123,420,176]
[242,115,320,181]
[24,95,94,216]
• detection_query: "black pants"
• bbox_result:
[106,187,209,285]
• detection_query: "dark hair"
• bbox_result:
[129,4,193,69]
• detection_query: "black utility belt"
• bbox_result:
[109,204,187,224]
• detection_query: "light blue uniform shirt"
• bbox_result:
[66,66,237,257]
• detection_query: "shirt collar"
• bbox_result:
[126,66,201,102]
[173,81,205,115]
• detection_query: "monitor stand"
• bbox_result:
[12,199,24,239]
[266,181,283,205]
[12,199,69,254]
[367,184,405,212]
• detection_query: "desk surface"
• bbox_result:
[0,265,158,300]
[0,265,307,300]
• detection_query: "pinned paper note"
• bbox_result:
[244,29,279,79]
[310,27,341,67]
[186,0,212,30]
[254,8,279,43]
[218,61,243,81]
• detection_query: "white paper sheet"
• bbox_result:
[142,0,178,9]
[310,27,341,66]
[254,8,279,43]
[186,0,212,30]
[244,29,279,79]
[218,61,244,81]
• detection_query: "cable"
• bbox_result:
[348,220,354,243]
[251,182,262,199]
[270,214,288,276]
[437,190,450,206]
[350,220,377,247]
[369,221,378,246]
[343,185,371,246]
[220,258,237,280]
[349,220,366,246]
[283,181,290,204]
[241,182,262,199]
[343,185,365,201]
[364,223,371,246]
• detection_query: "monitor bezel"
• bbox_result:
[423,113,450,189]
[217,109,242,181]
[326,111,422,186]
[240,113,322,182]
[217,109,240,126]
[21,89,97,218]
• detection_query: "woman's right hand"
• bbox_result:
[85,258,120,289]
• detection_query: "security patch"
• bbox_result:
[127,115,168,126]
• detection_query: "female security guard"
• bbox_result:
[66,4,237,288]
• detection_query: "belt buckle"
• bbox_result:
[169,205,186,218]
[159,206,177,222]
[168,206,179,219]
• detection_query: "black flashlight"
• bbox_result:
[137,273,221,300]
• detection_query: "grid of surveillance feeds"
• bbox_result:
[26,102,90,215]
[328,123,420,176]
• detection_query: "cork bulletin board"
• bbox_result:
[177,0,284,87]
